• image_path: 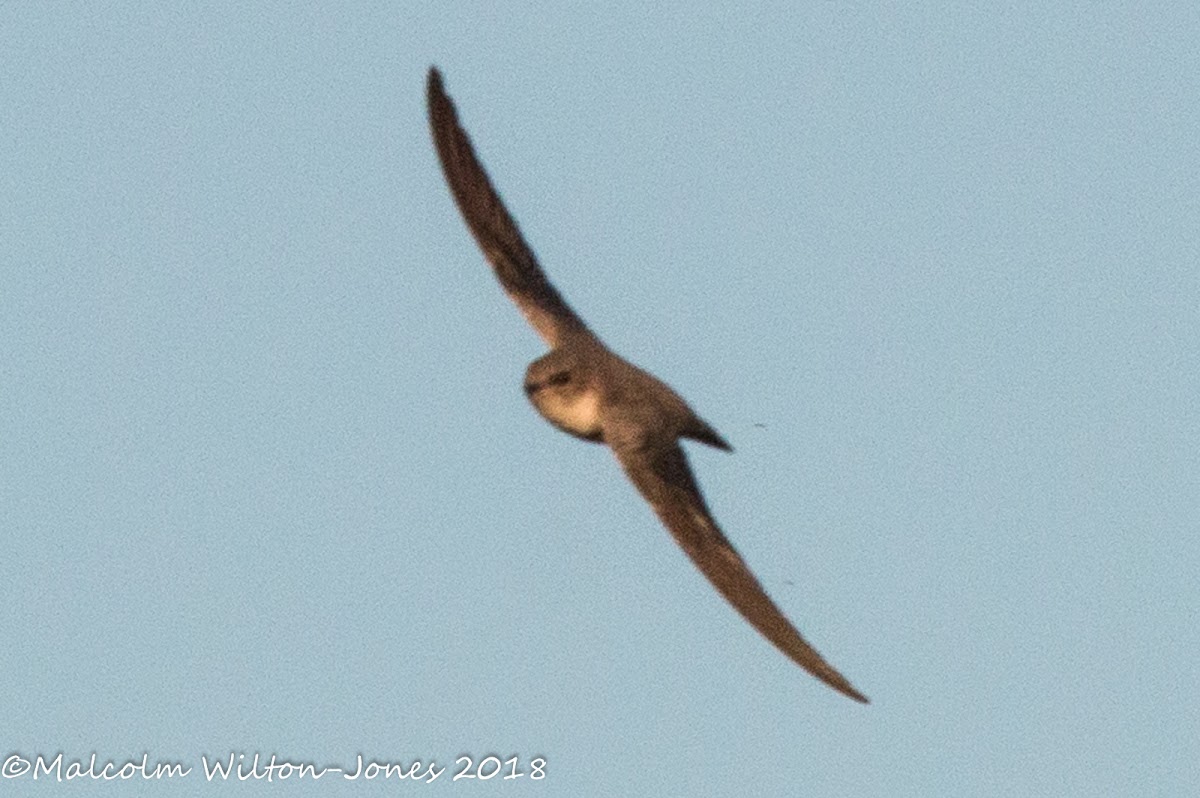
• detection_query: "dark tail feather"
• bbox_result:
[684,417,733,452]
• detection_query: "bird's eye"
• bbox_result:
[548,371,571,386]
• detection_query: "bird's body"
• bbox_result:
[524,336,730,451]
[427,67,868,704]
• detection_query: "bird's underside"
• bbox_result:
[427,66,868,704]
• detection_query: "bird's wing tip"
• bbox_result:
[427,66,444,95]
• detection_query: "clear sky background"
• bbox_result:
[2,3,1197,796]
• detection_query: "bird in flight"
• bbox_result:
[427,67,868,703]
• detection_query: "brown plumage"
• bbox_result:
[427,67,868,704]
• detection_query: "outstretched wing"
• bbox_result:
[427,68,588,347]
[608,425,869,703]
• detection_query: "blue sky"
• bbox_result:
[2,3,1197,795]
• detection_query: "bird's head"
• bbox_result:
[523,349,603,443]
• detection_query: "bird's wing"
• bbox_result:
[608,423,869,703]
[427,68,588,348]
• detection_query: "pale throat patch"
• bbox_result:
[538,386,602,437]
